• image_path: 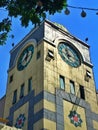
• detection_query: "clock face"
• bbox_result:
[58,42,80,67]
[17,45,34,71]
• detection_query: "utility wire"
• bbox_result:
[67,5,98,11]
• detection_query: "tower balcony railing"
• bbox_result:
[0,118,22,130]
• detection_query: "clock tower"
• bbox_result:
[4,20,98,130]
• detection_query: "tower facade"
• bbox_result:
[4,20,98,130]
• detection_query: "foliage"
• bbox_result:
[0,0,67,45]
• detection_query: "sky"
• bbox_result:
[0,0,98,98]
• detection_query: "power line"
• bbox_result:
[67,5,98,11]
[65,5,98,17]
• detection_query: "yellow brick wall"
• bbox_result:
[33,119,43,130]
[4,41,44,118]
[44,119,56,130]
[34,100,43,114]
[34,99,55,114]
[13,102,28,130]
[93,120,98,130]
[44,99,55,112]
[43,40,98,114]
[4,36,98,130]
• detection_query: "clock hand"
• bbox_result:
[65,48,73,59]
[24,50,29,61]
[21,51,31,66]
[24,53,28,61]
[66,50,77,62]
[67,53,72,59]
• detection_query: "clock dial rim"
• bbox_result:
[58,42,81,67]
[17,45,34,71]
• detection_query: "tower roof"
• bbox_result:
[53,22,69,32]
